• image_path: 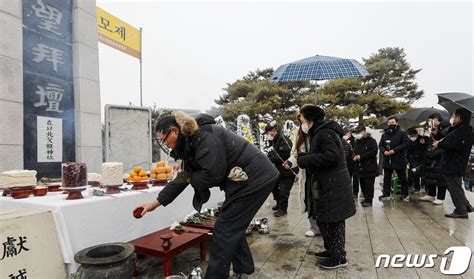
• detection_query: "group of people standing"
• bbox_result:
[136,105,473,278]
[373,109,473,218]
[263,105,474,272]
[268,107,474,220]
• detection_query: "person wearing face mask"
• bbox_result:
[348,129,361,199]
[296,104,356,269]
[352,126,379,207]
[263,124,296,217]
[135,111,279,278]
[406,127,429,194]
[378,116,411,202]
[433,108,474,218]
[341,128,357,198]
[419,114,447,205]
[283,114,321,237]
[427,113,450,141]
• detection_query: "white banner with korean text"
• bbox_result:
[37,116,62,163]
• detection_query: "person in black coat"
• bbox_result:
[420,136,447,203]
[419,113,448,204]
[264,124,296,217]
[463,146,474,192]
[347,129,361,198]
[428,112,450,141]
[135,111,279,278]
[342,128,358,197]
[297,104,356,269]
[352,126,379,207]
[434,108,474,218]
[378,116,411,201]
[406,127,429,193]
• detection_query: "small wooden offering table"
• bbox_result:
[131,226,210,277]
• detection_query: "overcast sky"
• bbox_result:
[96,0,473,114]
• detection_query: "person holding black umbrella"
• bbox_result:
[433,108,474,218]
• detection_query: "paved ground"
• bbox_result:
[137,177,474,278]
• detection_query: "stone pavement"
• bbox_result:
[137,177,474,278]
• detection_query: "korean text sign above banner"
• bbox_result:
[97,6,141,59]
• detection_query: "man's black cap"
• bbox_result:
[264,124,277,134]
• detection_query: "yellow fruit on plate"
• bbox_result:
[151,174,157,179]
[151,168,158,174]
[156,161,166,168]
[157,167,167,174]
[166,173,173,180]
[129,172,137,178]
[165,166,173,173]
[139,171,147,177]
[157,173,167,180]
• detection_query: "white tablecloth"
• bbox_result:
[0,185,224,275]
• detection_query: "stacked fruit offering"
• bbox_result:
[128,167,148,182]
[150,161,173,181]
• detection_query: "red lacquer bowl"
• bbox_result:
[33,186,48,196]
[133,207,144,219]
[11,186,34,199]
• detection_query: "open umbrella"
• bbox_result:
[269,54,368,82]
[400,107,449,125]
[437,92,474,114]
[378,108,449,129]
[437,92,474,126]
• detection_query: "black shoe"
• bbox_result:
[314,251,331,259]
[274,209,287,217]
[467,206,473,213]
[445,211,468,219]
[362,202,372,207]
[378,195,390,201]
[319,258,348,269]
[272,204,279,211]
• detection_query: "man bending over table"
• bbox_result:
[135,111,278,279]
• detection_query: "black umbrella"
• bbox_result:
[437,92,474,113]
[378,108,449,129]
[401,107,450,124]
[437,92,474,126]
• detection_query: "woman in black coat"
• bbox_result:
[297,104,356,269]
[352,126,379,207]
[420,137,447,204]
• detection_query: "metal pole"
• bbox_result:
[139,27,143,107]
